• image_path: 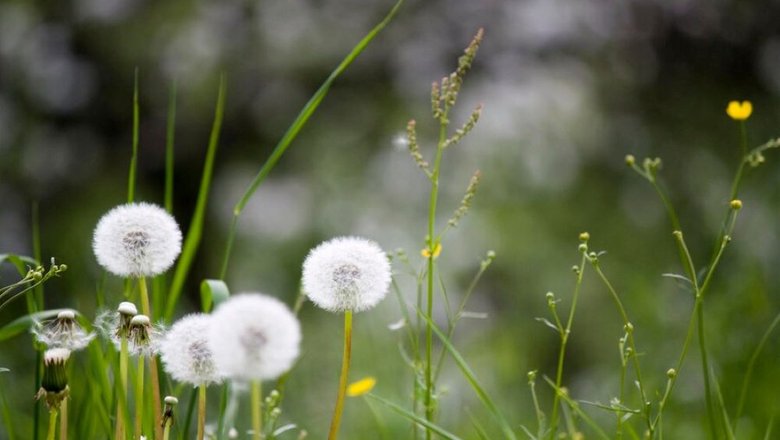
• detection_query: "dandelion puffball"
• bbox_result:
[207,294,301,382]
[302,236,391,313]
[93,202,182,277]
[32,309,95,351]
[160,314,221,386]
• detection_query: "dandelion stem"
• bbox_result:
[163,421,171,440]
[134,356,145,439]
[59,399,67,440]
[251,381,262,440]
[137,277,163,439]
[116,336,129,440]
[46,410,58,440]
[197,384,207,440]
[328,310,353,440]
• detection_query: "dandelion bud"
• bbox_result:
[624,322,634,333]
[208,294,301,381]
[164,396,178,405]
[625,155,635,166]
[527,370,537,382]
[35,348,71,410]
[666,368,677,379]
[302,236,392,313]
[579,232,590,242]
[93,202,182,278]
[162,395,178,428]
[730,199,743,210]
[160,314,221,386]
[32,309,95,351]
[578,243,588,253]
[545,292,555,301]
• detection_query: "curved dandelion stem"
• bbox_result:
[328,310,353,440]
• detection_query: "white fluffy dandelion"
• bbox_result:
[93,202,182,277]
[33,310,96,351]
[301,236,391,313]
[160,314,221,386]
[208,294,301,382]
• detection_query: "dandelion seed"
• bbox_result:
[302,236,392,313]
[160,314,221,386]
[208,294,301,381]
[32,309,95,351]
[93,202,182,277]
[726,100,752,121]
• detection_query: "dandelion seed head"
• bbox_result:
[32,309,95,351]
[93,202,182,277]
[208,294,301,381]
[117,301,137,316]
[160,313,221,386]
[302,236,391,313]
[43,347,71,365]
[127,314,162,357]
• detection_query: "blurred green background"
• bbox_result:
[1,0,780,438]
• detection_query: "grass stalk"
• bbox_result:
[328,310,353,440]
[218,0,404,278]
[251,381,262,440]
[115,336,129,440]
[164,79,177,214]
[137,277,163,438]
[127,68,139,204]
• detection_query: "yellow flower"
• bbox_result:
[346,377,376,397]
[726,100,752,120]
[421,243,442,259]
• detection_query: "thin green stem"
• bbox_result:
[134,356,145,439]
[137,277,163,439]
[251,381,262,440]
[698,301,718,439]
[735,312,780,431]
[46,410,58,440]
[591,262,651,434]
[550,252,587,437]
[128,68,139,203]
[59,399,67,440]
[197,384,207,440]
[164,79,177,214]
[116,336,129,440]
[328,310,353,440]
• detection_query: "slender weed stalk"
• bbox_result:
[328,310,353,440]
[251,381,262,440]
[197,384,207,440]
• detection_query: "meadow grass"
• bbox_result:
[1,2,779,439]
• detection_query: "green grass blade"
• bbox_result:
[164,75,227,320]
[735,311,780,429]
[0,254,38,276]
[366,393,462,440]
[164,79,177,214]
[0,309,68,341]
[219,0,405,278]
[0,371,16,440]
[128,68,140,203]
[415,308,517,440]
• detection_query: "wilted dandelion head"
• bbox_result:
[127,314,161,357]
[160,314,221,386]
[36,347,71,409]
[93,202,182,278]
[32,309,95,351]
[208,294,301,382]
[302,236,391,313]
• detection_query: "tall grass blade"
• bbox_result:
[128,68,140,203]
[734,311,780,431]
[414,308,517,440]
[218,0,405,278]
[366,393,462,440]
[164,79,177,214]
[164,75,227,320]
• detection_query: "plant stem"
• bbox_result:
[251,381,262,440]
[116,336,129,440]
[698,303,718,439]
[549,253,587,437]
[137,277,163,439]
[59,399,67,440]
[46,410,58,440]
[135,356,145,439]
[197,384,207,440]
[328,310,353,440]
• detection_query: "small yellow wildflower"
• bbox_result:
[421,243,442,259]
[726,100,752,120]
[346,377,376,397]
